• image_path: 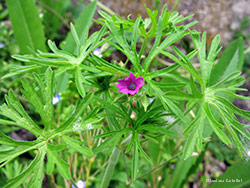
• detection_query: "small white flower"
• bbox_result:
[72,180,86,188]
[164,116,176,125]
[86,123,93,129]
[130,111,136,118]
[92,48,102,58]
[0,42,5,49]
[247,150,250,157]
[149,98,154,103]
[53,94,60,105]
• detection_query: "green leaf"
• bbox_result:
[12,54,73,67]
[210,38,244,86]
[2,90,42,136]
[149,81,187,123]
[63,0,97,54]
[93,131,123,154]
[92,55,129,75]
[46,151,55,175]
[132,16,141,52]
[3,148,46,188]
[207,35,221,62]
[70,23,80,51]
[47,143,70,179]
[182,109,205,159]
[0,142,42,168]
[131,143,139,182]
[137,124,176,136]
[75,66,86,97]
[0,131,36,147]
[135,133,152,164]
[182,126,198,159]
[2,65,42,79]
[144,14,163,71]
[44,68,54,130]
[26,149,45,188]
[146,63,180,79]
[63,136,93,156]
[95,97,132,124]
[204,103,232,145]
[6,0,46,53]
[105,21,141,72]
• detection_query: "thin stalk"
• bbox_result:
[73,153,78,179]
[100,147,121,188]
[171,0,181,12]
[85,157,95,188]
[91,161,109,177]
[39,2,70,29]
[136,152,180,180]
[89,0,116,15]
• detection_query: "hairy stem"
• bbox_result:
[100,147,121,188]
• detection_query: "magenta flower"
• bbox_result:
[116,73,144,95]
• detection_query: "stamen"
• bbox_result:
[128,83,136,90]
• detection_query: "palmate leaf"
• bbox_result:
[3,147,46,188]
[63,0,97,54]
[0,68,96,187]
[148,81,187,123]
[105,20,141,73]
[2,90,42,137]
[0,143,42,169]
[144,21,197,72]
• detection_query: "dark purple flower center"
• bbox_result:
[128,83,136,90]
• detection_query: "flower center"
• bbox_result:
[128,83,136,90]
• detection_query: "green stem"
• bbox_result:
[39,2,70,29]
[100,135,132,188]
[100,147,121,188]
[136,152,180,180]
[171,0,181,12]
[89,0,116,15]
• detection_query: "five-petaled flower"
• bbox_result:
[116,72,144,95]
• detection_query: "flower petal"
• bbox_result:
[136,82,144,88]
[117,79,127,87]
[135,77,143,84]
[129,72,136,82]
[128,87,139,95]
[119,87,130,94]
[116,83,127,90]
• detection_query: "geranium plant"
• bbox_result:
[1,0,250,187]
